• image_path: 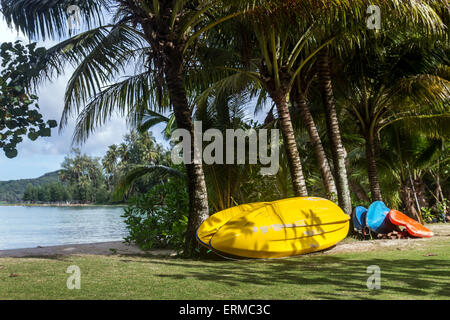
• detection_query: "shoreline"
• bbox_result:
[0,203,126,207]
[0,241,174,258]
[0,224,446,259]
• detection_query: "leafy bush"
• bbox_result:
[122,178,188,251]
[434,199,449,222]
[421,207,433,223]
[0,41,57,158]
[422,202,448,223]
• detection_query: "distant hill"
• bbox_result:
[0,171,61,203]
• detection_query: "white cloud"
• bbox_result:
[0,14,131,180]
[0,17,27,43]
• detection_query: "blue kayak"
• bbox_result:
[353,206,368,231]
[366,201,395,234]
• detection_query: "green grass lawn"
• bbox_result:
[0,238,449,300]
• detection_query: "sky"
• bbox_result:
[0,15,163,181]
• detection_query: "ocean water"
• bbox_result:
[0,206,128,250]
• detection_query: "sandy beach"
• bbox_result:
[0,224,447,258]
[0,241,175,258]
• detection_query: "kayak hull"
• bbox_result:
[197,197,350,259]
[196,202,267,248]
[388,209,433,238]
[353,206,368,231]
[366,201,395,234]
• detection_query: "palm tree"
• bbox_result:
[426,140,450,217]
[131,90,284,211]
[303,0,447,214]
[102,144,119,188]
[337,36,449,202]
[291,71,338,201]
[211,0,444,214]
[3,0,447,244]
[203,2,344,197]
[233,12,313,196]
[1,0,242,255]
[304,0,447,214]
[381,126,447,223]
[316,48,352,214]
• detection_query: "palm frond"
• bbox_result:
[29,25,113,86]
[194,70,260,114]
[113,165,185,201]
[72,71,171,144]
[388,74,450,111]
[138,111,171,134]
[413,137,443,169]
[0,0,110,40]
[378,74,450,134]
[61,24,147,129]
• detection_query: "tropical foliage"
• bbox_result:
[0,41,57,158]
[0,131,167,205]
[0,170,60,203]
[122,177,189,251]
[22,182,71,203]
[0,0,448,253]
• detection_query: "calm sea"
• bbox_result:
[0,206,128,250]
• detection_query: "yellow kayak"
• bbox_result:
[197,197,349,259]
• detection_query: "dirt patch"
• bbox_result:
[424,223,450,237]
[323,223,450,255]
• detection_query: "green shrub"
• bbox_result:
[434,199,448,222]
[421,207,433,223]
[423,202,448,223]
[122,178,188,251]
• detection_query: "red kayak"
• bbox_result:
[388,209,433,238]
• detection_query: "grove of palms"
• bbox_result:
[1,0,448,255]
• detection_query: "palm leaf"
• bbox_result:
[1,0,110,40]
[113,165,185,200]
[138,111,171,134]
[72,71,171,144]
[29,25,116,86]
[61,24,146,129]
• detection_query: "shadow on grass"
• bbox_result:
[137,255,450,299]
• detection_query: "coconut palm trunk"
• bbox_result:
[400,178,425,224]
[271,91,308,197]
[364,134,383,202]
[164,56,209,255]
[317,49,352,215]
[350,180,370,203]
[293,92,337,200]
